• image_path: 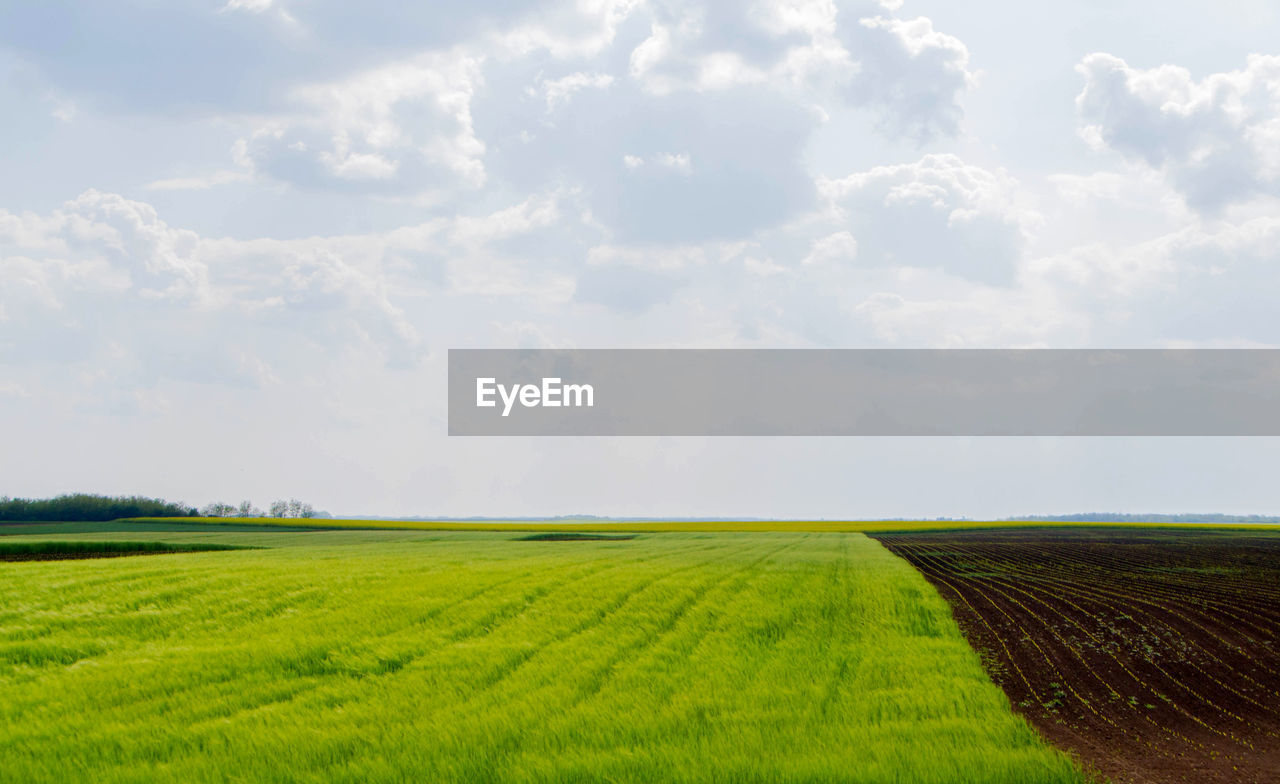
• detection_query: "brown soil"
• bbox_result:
[872,527,1280,784]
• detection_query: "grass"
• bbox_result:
[0,529,1085,783]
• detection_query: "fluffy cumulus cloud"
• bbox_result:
[1028,215,1280,345]
[1076,53,1280,211]
[0,0,990,273]
[5,3,1277,359]
[0,198,396,394]
[819,155,1036,285]
[242,50,488,192]
[841,13,973,142]
[840,199,1280,351]
[212,0,978,220]
[0,191,210,351]
[624,0,851,95]
[619,0,972,139]
[806,214,1280,350]
[0,189,583,394]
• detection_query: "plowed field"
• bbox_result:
[874,527,1280,784]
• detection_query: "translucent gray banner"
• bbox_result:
[447,349,1280,436]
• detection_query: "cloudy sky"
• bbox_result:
[4,0,1280,518]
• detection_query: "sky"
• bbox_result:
[4,0,1280,518]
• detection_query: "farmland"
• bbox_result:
[874,527,1280,784]
[0,527,1083,783]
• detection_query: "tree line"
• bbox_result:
[199,499,323,519]
[1014,513,1280,523]
[0,494,198,522]
[0,494,326,522]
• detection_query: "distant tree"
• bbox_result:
[236,500,263,518]
[0,494,197,522]
[201,502,236,517]
[268,499,316,518]
[1013,513,1280,524]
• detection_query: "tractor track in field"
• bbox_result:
[872,527,1280,784]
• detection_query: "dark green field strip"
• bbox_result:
[0,521,326,535]
[0,540,255,561]
[517,532,638,541]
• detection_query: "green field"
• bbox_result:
[0,526,1086,783]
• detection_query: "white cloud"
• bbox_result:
[750,0,840,38]
[619,1,968,144]
[243,49,487,191]
[1076,53,1280,210]
[445,190,561,242]
[625,3,846,97]
[829,212,1280,350]
[478,78,818,243]
[60,190,212,304]
[46,94,77,122]
[221,0,274,13]
[622,151,693,173]
[541,71,614,110]
[820,155,1036,284]
[145,170,252,191]
[1036,166,1191,254]
[694,51,768,90]
[655,152,692,172]
[573,262,686,312]
[850,285,1083,348]
[803,230,858,265]
[629,22,674,83]
[497,0,644,59]
[844,16,973,142]
[0,380,29,398]
[174,0,976,245]
[0,190,529,384]
[1028,215,1280,345]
